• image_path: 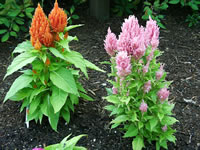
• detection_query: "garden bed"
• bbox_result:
[0,4,200,150]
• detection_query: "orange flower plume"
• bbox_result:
[30,4,53,48]
[48,0,67,33]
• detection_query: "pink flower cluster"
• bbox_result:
[157,87,170,102]
[139,100,148,113]
[143,80,151,93]
[156,64,164,80]
[104,27,117,56]
[112,87,118,94]
[116,51,132,77]
[117,16,146,60]
[32,148,44,150]
[104,16,159,60]
[145,17,159,50]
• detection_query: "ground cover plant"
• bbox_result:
[0,0,34,42]
[0,2,200,150]
[3,0,103,131]
[32,134,87,150]
[104,16,178,149]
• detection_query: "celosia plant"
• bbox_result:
[104,16,178,150]
[32,134,87,150]
[4,0,103,131]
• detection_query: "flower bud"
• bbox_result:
[156,64,164,80]
[139,100,148,113]
[162,125,167,132]
[112,87,118,94]
[157,87,169,102]
[144,80,151,93]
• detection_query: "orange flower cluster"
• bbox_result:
[30,0,68,50]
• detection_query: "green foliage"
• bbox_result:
[185,11,200,27]
[0,0,34,42]
[4,24,104,131]
[65,5,80,25]
[111,0,140,16]
[33,134,87,150]
[104,48,177,149]
[111,0,200,28]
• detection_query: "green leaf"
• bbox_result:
[104,105,115,111]
[169,0,180,4]
[111,115,129,124]
[61,109,70,123]
[166,134,176,143]
[0,29,7,34]
[162,116,178,125]
[80,92,93,101]
[1,32,9,42]
[50,67,79,95]
[50,86,68,113]
[4,52,37,78]
[149,118,158,131]
[9,88,32,101]
[15,18,24,25]
[45,144,61,150]
[84,59,105,72]
[49,47,66,60]
[4,74,33,102]
[29,95,41,114]
[158,113,164,121]
[13,23,20,32]
[13,41,34,54]
[156,141,160,150]
[40,94,49,116]
[10,31,17,37]
[72,15,79,19]
[160,140,168,149]
[124,124,138,137]
[25,7,34,13]
[70,94,79,105]
[7,9,21,17]
[25,12,33,18]
[63,134,87,148]
[64,51,88,78]
[132,136,144,150]
[105,95,120,104]
[47,98,60,131]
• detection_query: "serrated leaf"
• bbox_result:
[4,74,33,102]
[162,116,178,125]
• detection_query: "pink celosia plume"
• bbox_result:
[157,87,169,102]
[112,87,118,94]
[143,62,150,74]
[144,80,151,93]
[139,100,148,113]
[32,148,44,150]
[156,64,164,80]
[117,16,146,60]
[116,51,132,77]
[104,27,117,56]
[145,17,160,50]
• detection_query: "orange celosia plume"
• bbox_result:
[30,4,53,48]
[48,0,67,33]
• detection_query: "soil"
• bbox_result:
[0,3,200,150]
